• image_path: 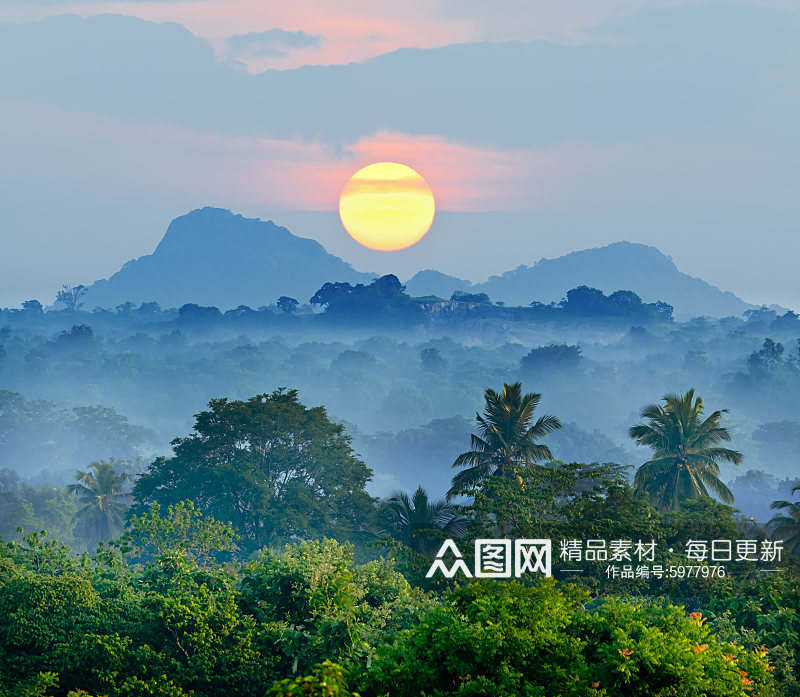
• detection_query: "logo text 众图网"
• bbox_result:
[426,539,552,578]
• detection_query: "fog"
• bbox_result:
[1,283,798,531]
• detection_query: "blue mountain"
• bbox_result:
[85,210,751,318]
[84,208,375,309]
[406,242,752,318]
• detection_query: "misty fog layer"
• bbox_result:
[1,294,798,524]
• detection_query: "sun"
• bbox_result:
[339,162,435,251]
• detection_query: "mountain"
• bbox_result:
[86,211,751,318]
[405,242,752,318]
[404,270,474,300]
[84,208,375,309]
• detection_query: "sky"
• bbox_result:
[0,0,798,308]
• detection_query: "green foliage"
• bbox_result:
[0,672,59,697]
[0,514,271,696]
[0,391,145,475]
[580,599,773,696]
[769,482,800,558]
[449,382,561,497]
[0,468,80,544]
[0,569,101,692]
[240,539,367,674]
[0,488,796,695]
[461,460,633,539]
[0,364,799,694]
[350,557,434,637]
[706,574,800,695]
[125,500,237,567]
[374,486,467,556]
[454,461,762,599]
[68,460,131,547]
[361,580,774,697]
[239,539,428,676]
[1,529,82,577]
[266,660,359,697]
[630,389,743,511]
[130,389,374,553]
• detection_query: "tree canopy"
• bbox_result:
[130,389,374,552]
[449,382,561,497]
[67,460,130,546]
[629,389,742,511]
[310,275,424,324]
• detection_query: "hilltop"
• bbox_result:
[83,208,376,309]
[84,210,752,318]
[406,242,752,318]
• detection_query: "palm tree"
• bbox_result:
[68,460,131,544]
[629,389,742,512]
[448,382,561,498]
[734,513,762,538]
[375,486,468,556]
[768,482,800,558]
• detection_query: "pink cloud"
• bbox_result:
[226,130,625,213]
[1,97,621,214]
[0,0,640,71]
[9,0,476,70]
[335,132,621,212]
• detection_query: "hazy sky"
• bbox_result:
[1,1,798,308]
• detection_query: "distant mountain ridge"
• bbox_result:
[405,242,752,318]
[84,208,376,309]
[85,209,753,318]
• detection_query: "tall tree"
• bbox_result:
[375,486,467,556]
[68,460,131,544]
[130,389,374,553]
[629,389,742,512]
[449,382,561,498]
[55,284,87,312]
[276,296,299,314]
[769,481,800,558]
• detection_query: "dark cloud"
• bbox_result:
[226,28,324,58]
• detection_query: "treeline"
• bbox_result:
[0,390,148,474]
[5,276,676,328]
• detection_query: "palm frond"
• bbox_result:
[630,389,740,511]
[449,382,561,495]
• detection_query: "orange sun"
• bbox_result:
[338,162,435,251]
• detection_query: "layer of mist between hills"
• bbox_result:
[3,301,800,522]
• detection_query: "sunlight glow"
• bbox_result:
[338,162,435,251]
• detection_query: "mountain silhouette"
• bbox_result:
[85,210,751,318]
[406,242,752,318]
[84,208,375,309]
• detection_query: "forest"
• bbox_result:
[1,281,799,695]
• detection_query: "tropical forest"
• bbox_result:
[0,270,799,697]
